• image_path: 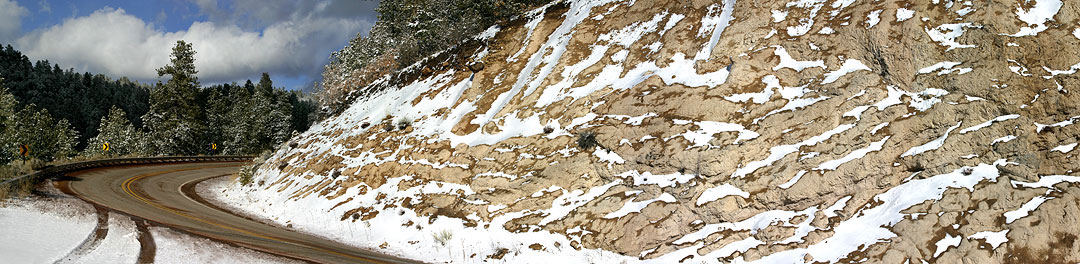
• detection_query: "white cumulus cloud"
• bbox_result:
[13,4,372,88]
[0,0,29,42]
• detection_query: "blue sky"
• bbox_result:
[0,0,380,91]
[20,0,198,33]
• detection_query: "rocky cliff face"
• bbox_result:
[226,0,1080,262]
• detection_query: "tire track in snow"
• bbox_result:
[135,219,157,264]
[54,206,110,264]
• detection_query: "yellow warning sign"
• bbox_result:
[103,142,110,152]
[211,143,218,150]
[19,144,28,157]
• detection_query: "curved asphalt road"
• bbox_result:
[58,161,416,264]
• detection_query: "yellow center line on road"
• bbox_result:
[117,164,390,263]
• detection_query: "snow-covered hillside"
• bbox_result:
[220,0,1080,262]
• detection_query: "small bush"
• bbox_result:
[238,166,254,186]
[396,118,412,131]
[432,229,454,246]
[236,150,272,186]
[543,126,554,134]
[961,167,973,175]
[906,161,925,173]
[577,131,599,149]
[0,151,37,200]
[0,181,29,201]
[1,160,40,199]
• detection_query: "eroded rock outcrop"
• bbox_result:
[225,0,1080,262]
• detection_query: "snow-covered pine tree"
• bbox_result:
[0,81,19,164]
[223,81,256,154]
[11,105,78,161]
[249,76,274,151]
[252,73,293,152]
[143,40,205,155]
[85,106,147,157]
[203,86,230,154]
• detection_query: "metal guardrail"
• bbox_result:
[1,156,254,191]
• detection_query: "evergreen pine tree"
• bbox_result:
[224,83,254,154]
[143,40,204,155]
[203,86,230,154]
[85,106,147,156]
[0,81,19,163]
[256,73,274,97]
[266,91,293,149]
[11,105,78,161]
[287,91,316,133]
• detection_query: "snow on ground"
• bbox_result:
[594,148,626,168]
[209,173,636,264]
[616,170,696,188]
[695,0,736,61]
[604,193,676,219]
[1003,196,1050,223]
[733,123,854,178]
[917,61,970,75]
[1009,0,1063,37]
[785,0,826,36]
[696,183,750,205]
[729,75,831,124]
[1011,175,1080,189]
[1051,142,1076,153]
[1004,175,1080,224]
[772,45,826,72]
[871,122,889,134]
[0,197,94,264]
[902,121,962,157]
[992,135,1017,144]
[725,75,789,104]
[778,170,808,189]
[968,230,1009,249]
[926,23,978,50]
[671,119,759,147]
[821,59,870,84]
[932,234,961,258]
[896,8,915,22]
[815,136,889,171]
[62,214,140,264]
[1035,115,1078,132]
[1,181,297,264]
[959,114,1020,134]
[751,161,1009,263]
[658,206,820,262]
[865,10,882,28]
[151,227,300,264]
